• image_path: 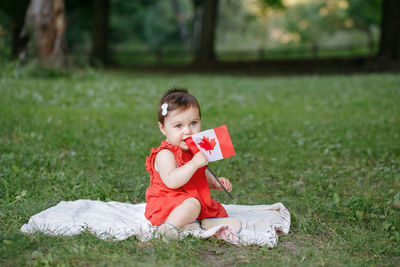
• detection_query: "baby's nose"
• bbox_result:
[183,126,191,134]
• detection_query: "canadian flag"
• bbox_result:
[185,125,235,162]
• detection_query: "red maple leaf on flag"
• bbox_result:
[198,136,217,154]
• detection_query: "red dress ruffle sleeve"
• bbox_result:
[144,140,228,226]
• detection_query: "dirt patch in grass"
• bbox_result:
[279,240,299,253]
[195,242,253,266]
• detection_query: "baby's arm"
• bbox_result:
[205,169,232,192]
[155,149,208,189]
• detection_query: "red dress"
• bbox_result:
[144,140,228,226]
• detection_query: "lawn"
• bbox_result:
[1,64,399,266]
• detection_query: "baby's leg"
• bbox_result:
[166,198,201,229]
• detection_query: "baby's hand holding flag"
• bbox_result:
[185,125,235,198]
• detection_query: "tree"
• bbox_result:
[109,0,181,63]
[347,0,381,52]
[378,0,400,64]
[64,0,92,53]
[141,1,179,54]
[92,0,109,65]
[0,0,30,59]
[283,1,355,54]
[12,0,30,59]
[193,0,283,63]
[20,0,67,68]
[194,0,219,63]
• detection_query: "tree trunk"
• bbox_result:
[11,0,30,59]
[194,0,219,63]
[20,0,67,68]
[91,0,109,66]
[378,0,400,63]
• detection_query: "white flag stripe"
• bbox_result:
[192,129,223,162]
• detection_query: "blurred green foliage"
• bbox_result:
[65,0,188,52]
[259,0,284,9]
[0,0,382,63]
[281,0,381,47]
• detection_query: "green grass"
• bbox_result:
[1,63,399,266]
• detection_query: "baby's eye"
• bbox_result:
[175,124,182,128]
[191,121,198,126]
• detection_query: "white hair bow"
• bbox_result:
[161,103,168,116]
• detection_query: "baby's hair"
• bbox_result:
[158,87,201,124]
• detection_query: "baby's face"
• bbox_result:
[158,106,201,151]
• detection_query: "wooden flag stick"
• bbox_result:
[206,167,234,199]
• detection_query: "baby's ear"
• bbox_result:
[158,122,166,136]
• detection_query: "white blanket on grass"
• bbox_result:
[20,200,290,247]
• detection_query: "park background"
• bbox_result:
[1,0,399,266]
